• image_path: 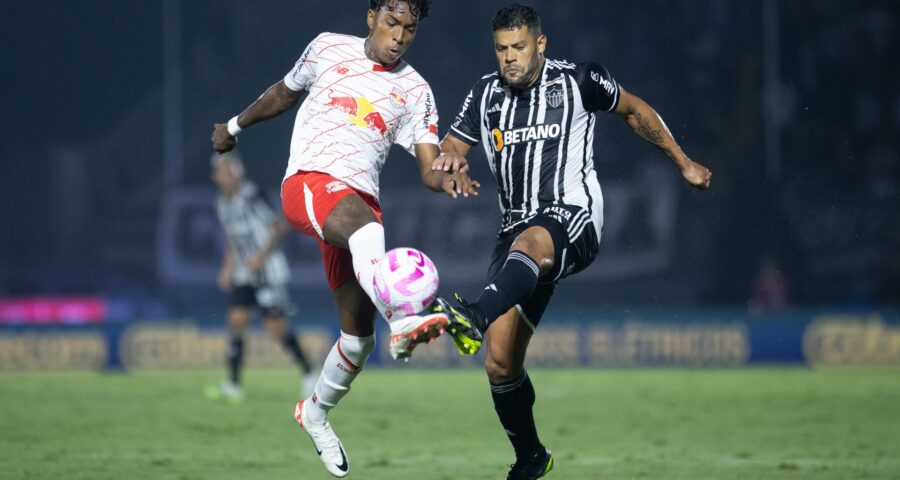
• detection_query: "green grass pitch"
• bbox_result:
[2,368,898,479]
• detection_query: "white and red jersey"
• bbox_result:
[282,32,439,199]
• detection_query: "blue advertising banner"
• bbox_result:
[1,310,898,371]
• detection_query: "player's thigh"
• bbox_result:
[529,205,598,283]
[282,171,382,249]
[322,193,380,249]
[332,279,377,337]
[227,285,256,331]
[484,307,533,384]
[227,306,252,333]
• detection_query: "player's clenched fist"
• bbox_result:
[211,123,237,153]
[681,160,712,190]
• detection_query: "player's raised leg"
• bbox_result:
[295,280,376,477]
[485,308,553,479]
[325,194,448,359]
[282,172,448,360]
[436,225,553,355]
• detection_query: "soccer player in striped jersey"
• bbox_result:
[431,4,712,479]
[208,151,316,402]
[211,0,476,477]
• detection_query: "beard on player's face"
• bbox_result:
[494,28,544,89]
[503,51,542,89]
[367,2,418,65]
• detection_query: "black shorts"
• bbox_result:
[229,284,292,318]
[487,204,599,328]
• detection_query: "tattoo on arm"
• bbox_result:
[634,112,665,146]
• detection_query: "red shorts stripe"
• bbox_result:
[281,171,382,291]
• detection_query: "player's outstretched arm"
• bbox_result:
[614,86,712,190]
[211,80,305,153]
[415,142,479,198]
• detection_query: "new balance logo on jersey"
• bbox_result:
[491,124,562,151]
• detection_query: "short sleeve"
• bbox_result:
[573,62,620,113]
[396,83,440,156]
[448,81,483,145]
[283,36,321,92]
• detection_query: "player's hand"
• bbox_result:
[432,152,469,173]
[211,123,237,153]
[246,256,266,274]
[681,160,712,190]
[217,268,233,292]
[442,171,480,198]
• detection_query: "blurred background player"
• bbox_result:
[210,0,476,476]
[208,151,316,402]
[432,4,712,479]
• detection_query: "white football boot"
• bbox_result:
[388,312,449,360]
[294,400,349,477]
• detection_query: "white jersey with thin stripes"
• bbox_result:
[282,32,439,199]
[216,181,290,286]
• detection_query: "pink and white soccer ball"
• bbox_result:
[373,247,439,320]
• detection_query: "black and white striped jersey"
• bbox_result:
[449,59,620,235]
[216,181,290,287]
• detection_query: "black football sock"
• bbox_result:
[473,250,539,330]
[282,331,312,374]
[490,370,542,458]
[227,335,244,385]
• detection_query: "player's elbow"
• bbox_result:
[273,81,302,111]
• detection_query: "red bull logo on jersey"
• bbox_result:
[389,88,407,109]
[326,92,389,137]
[491,123,562,151]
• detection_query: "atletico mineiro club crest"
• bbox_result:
[546,87,564,109]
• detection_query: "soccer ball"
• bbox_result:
[373,247,439,320]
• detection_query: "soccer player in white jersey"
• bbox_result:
[211,0,476,477]
[208,151,316,402]
[430,4,712,479]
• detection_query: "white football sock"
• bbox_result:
[305,332,375,424]
[348,222,390,321]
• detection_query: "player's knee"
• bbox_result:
[227,308,250,332]
[264,317,288,338]
[510,235,539,259]
[511,227,555,273]
[484,355,521,384]
[338,332,376,367]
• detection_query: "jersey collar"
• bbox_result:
[372,58,402,72]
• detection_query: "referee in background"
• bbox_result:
[208,151,316,401]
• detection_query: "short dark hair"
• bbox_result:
[369,0,431,20]
[492,4,541,34]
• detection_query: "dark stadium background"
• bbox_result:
[0,0,897,343]
[2,3,900,479]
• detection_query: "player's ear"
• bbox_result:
[367,9,376,31]
[536,34,547,55]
